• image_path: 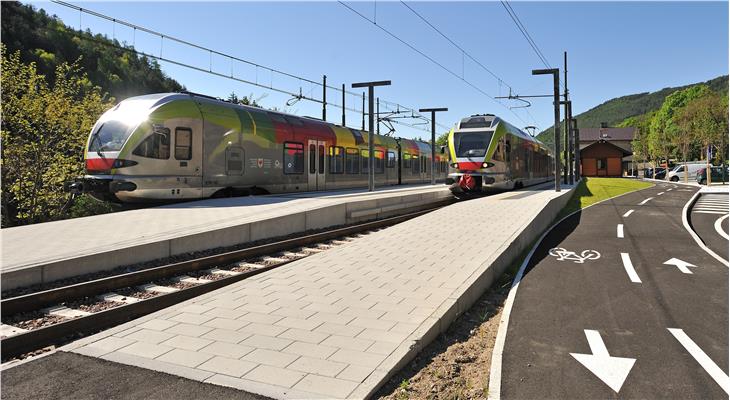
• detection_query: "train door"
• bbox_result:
[307,139,326,191]
[172,125,203,198]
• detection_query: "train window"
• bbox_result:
[374,150,384,174]
[346,148,359,174]
[133,126,170,159]
[329,146,344,174]
[403,153,411,169]
[309,144,316,174]
[319,145,325,173]
[493,140,504,162]
[387,151,396,168]
[284,142,304,174]
[412,154,420,174]
[361,149,370,174]
[90,120,130,152]
[174,127,192,160]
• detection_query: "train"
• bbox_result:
[445,114,554,192]
[67,92,449,203]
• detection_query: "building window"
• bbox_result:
[387,151,396,168]
[346,147,359,174]
[174,127,192,160]
[597,158,607,170]
[284,142,304,174]
[329,146,344,174]
[133,126,170,159]
[374,150,384,174]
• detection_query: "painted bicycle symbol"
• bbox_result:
[548,247,601,264]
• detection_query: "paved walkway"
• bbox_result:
[63,184,572,399]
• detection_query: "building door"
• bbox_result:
[596,158,607,177]
[307,139,326,191]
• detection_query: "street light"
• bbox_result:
[419,107,448,185]
[352,80,391,191]
[532,68,561,192]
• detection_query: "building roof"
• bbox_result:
[579,127,636,142]
[581,139,633,157]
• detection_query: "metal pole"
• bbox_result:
[573,118,580,181]
[567,101,574,185]
[361,92,365,131]
[419,107,448,185]
[563,52,569,184]
[368,87,375,191]
[322,75,327,121]
[532,68,561,192]
[377,97,380,135]
[341,84,345,126]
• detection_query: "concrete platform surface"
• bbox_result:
[62,183,574,399]
[1,184,450,291]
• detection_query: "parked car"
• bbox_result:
[667,162,708,182]
[644,168,666,179]
[696,166,728,185]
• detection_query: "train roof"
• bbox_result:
[456,113,547,149]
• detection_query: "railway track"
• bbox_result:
[0,206,446,361]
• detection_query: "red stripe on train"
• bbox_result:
[457,162,482,171]
[86,158,115,172]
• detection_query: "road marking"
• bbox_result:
[617,224,624,238]
[663,258,697,274]
[667,188,673,191]
[639,197,653,205]
[570,330,636,393]
[658,192,665,196]
[623,209,634,217]
[620,253,641,283]
[715,215,729,240]
[549,248,601,263]
[668,328,730,395]
[682,191,730,267]
[694,210,728,215]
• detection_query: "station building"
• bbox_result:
[579,125,635,177]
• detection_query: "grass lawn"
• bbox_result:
[558,177,653,219]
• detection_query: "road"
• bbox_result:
[499,183,728,399]
[689,192,729,263]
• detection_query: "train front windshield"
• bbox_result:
[454,131,493,158]
[88,120,132,152]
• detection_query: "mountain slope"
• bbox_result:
[536,75,728,145]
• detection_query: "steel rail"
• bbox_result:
[0,202,451,360]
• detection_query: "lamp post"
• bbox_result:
[352,80,391,191]
[532,68,561,192]
[419,107,448,185]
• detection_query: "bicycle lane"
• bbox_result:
[498,184,728,399]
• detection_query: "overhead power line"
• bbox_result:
[338,1,534,129]
[51,0,445,134]
[499,1,551,69]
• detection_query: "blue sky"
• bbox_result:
[29,1,729,139]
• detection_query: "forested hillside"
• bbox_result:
[537,75,728,145]
[1,1,183,100]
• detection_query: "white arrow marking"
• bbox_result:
[622,209,634,218]
[617,224,624,238]
[663,258,697,274]
[620,253,642,283]
[639,197,653,205]
[570,330,636,393]
[668,328,730,395]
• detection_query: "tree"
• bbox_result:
[227,91,261,108]
[1,46,115,226]
[621,112,654,174]
[677,92,729,182]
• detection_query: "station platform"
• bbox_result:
[60,183,575,399]
[1,184,451,291]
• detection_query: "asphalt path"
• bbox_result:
[501,183,728,399]
[689,192,729,262]
[1,352,272,400]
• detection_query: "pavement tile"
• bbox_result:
[162,335,214,351]
[117,341,173,359]
[242,348,299,368]
[203,307,248,320]
[238,322,288,337]
[328,348,386,368]
[306,312,355,325]
[237,312,285,325]
[201,328,252,344]
[125,329,176,344]
[244,365,306,388]
[137,319,178,331]
[198,356,258,377]
[170,312,216,325]
[367,340,401,355]
[277,328,329,344]
[240,334,293,351]
[203,317,249,331]
[356,328,403,344]
[288,356,348,377]
[348,317,397,331]
[199,341,255,359]
[73,336,136,357]
[292,374,359,398]
[282,341,338,359]
[320,334,374,352]
[270,307,316,319]
[314,322,364,337]
[274,317,322,331]
[165,323,214,337]
[339,307,386,319]
[178,304,213,314]
[156,348,214,368]
[337,364,374,383]
[236,303,279,314]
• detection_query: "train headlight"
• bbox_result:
[451,163,459,169]
[482,162,489,168]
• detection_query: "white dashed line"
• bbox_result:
[623,209,634,218]
[668,328,730,395]
[620,253,641,283]
[657,192,665,196]
[639,197,653,205]
[667,188,673,191]
[617,224,624,238]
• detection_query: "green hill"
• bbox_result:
[537,75,728,145]
[1,1,183,100]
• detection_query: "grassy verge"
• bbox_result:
[557,177,652,220]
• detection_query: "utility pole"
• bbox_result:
[563,52,569,185]
[567,101,573,184]
[322,75,327,121]
[533,68,561,192]
[377,98,380,135]
[572,117,580,182]
[353,80,391,191]
[341,84,346,126]
[419,107,449,185]
[361,92,365,131]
